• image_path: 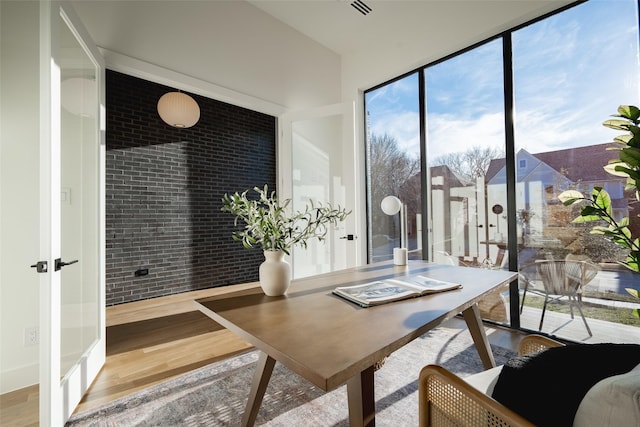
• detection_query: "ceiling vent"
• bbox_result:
[350,0,372,16]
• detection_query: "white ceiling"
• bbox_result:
[247,0,574,56]
[70,0,576,111]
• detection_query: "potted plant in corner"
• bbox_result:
[559,104,640,315]
[221,185,350,296]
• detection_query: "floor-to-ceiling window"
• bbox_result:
[365,0,640,341]
[425,39,506,271]
[511,0,640,338]
[424,38,512,325]
[365,73,421,263]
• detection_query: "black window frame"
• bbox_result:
[363,0,640,333]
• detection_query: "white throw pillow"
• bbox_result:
[465,366,503,395]
[573,362,640,427]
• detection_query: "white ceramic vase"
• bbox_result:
[259,250,291,296]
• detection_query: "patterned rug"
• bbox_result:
[66,325,516,426]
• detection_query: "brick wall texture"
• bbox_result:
[106,70,276,305]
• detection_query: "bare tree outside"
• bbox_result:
[368,133,420,254]
[431,145,504,184]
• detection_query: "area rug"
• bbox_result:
[66,325,515,426]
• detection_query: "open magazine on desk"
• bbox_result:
[333,275,462,307]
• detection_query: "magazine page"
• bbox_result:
[397,275,461,294]
[384,278,427,293]
[333,281,418,307]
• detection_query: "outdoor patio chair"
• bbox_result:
[519,260,599,336]
[437,250,509,322]
[418,334,564,427]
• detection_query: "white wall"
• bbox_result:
[0,0,42,392]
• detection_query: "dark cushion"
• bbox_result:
[491,343,640,426]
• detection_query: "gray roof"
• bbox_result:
[485,143,620,182]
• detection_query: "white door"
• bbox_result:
[279,103,360,277]
[41,2,105,425]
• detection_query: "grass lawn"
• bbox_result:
[520,293,640,326]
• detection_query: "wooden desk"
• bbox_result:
[195,260,517,426]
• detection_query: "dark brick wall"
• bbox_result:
[106,70,276,305]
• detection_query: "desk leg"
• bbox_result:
[495,248,505,268]
[462,303,496,369]
[346,365,376,427]
[241,351,276,427]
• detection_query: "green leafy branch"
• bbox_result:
[558,105,640,316]
[221,185,350,255]
[601,105,640,195]
[559,187,639,272]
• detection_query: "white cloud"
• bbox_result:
[366,0,639,162]
[426,112,505,160]
[370,110,420,157]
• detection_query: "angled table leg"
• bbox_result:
[241,351,276,427]
[462,302,496,369]
[346,365,376,427]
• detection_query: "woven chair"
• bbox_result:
[520,260,599,336]
[418,334,564,427]
[437,251,509,322]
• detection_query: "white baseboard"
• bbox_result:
[0,363,38,394]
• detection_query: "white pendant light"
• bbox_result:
[157,91,200,128]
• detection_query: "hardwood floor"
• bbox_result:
[0,385,39,427]
[80,283,259,414]
[0,283,257,427]
[1,281,525,426]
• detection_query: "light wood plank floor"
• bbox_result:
[0,283,530,427]
[1,283,258,427]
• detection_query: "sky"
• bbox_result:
[365,0,640,162]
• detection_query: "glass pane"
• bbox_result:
[424,38,508,323]
[513,0,640,339]
[59,12,100,376]
[291,114,346,277]
[365,73,421,263]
